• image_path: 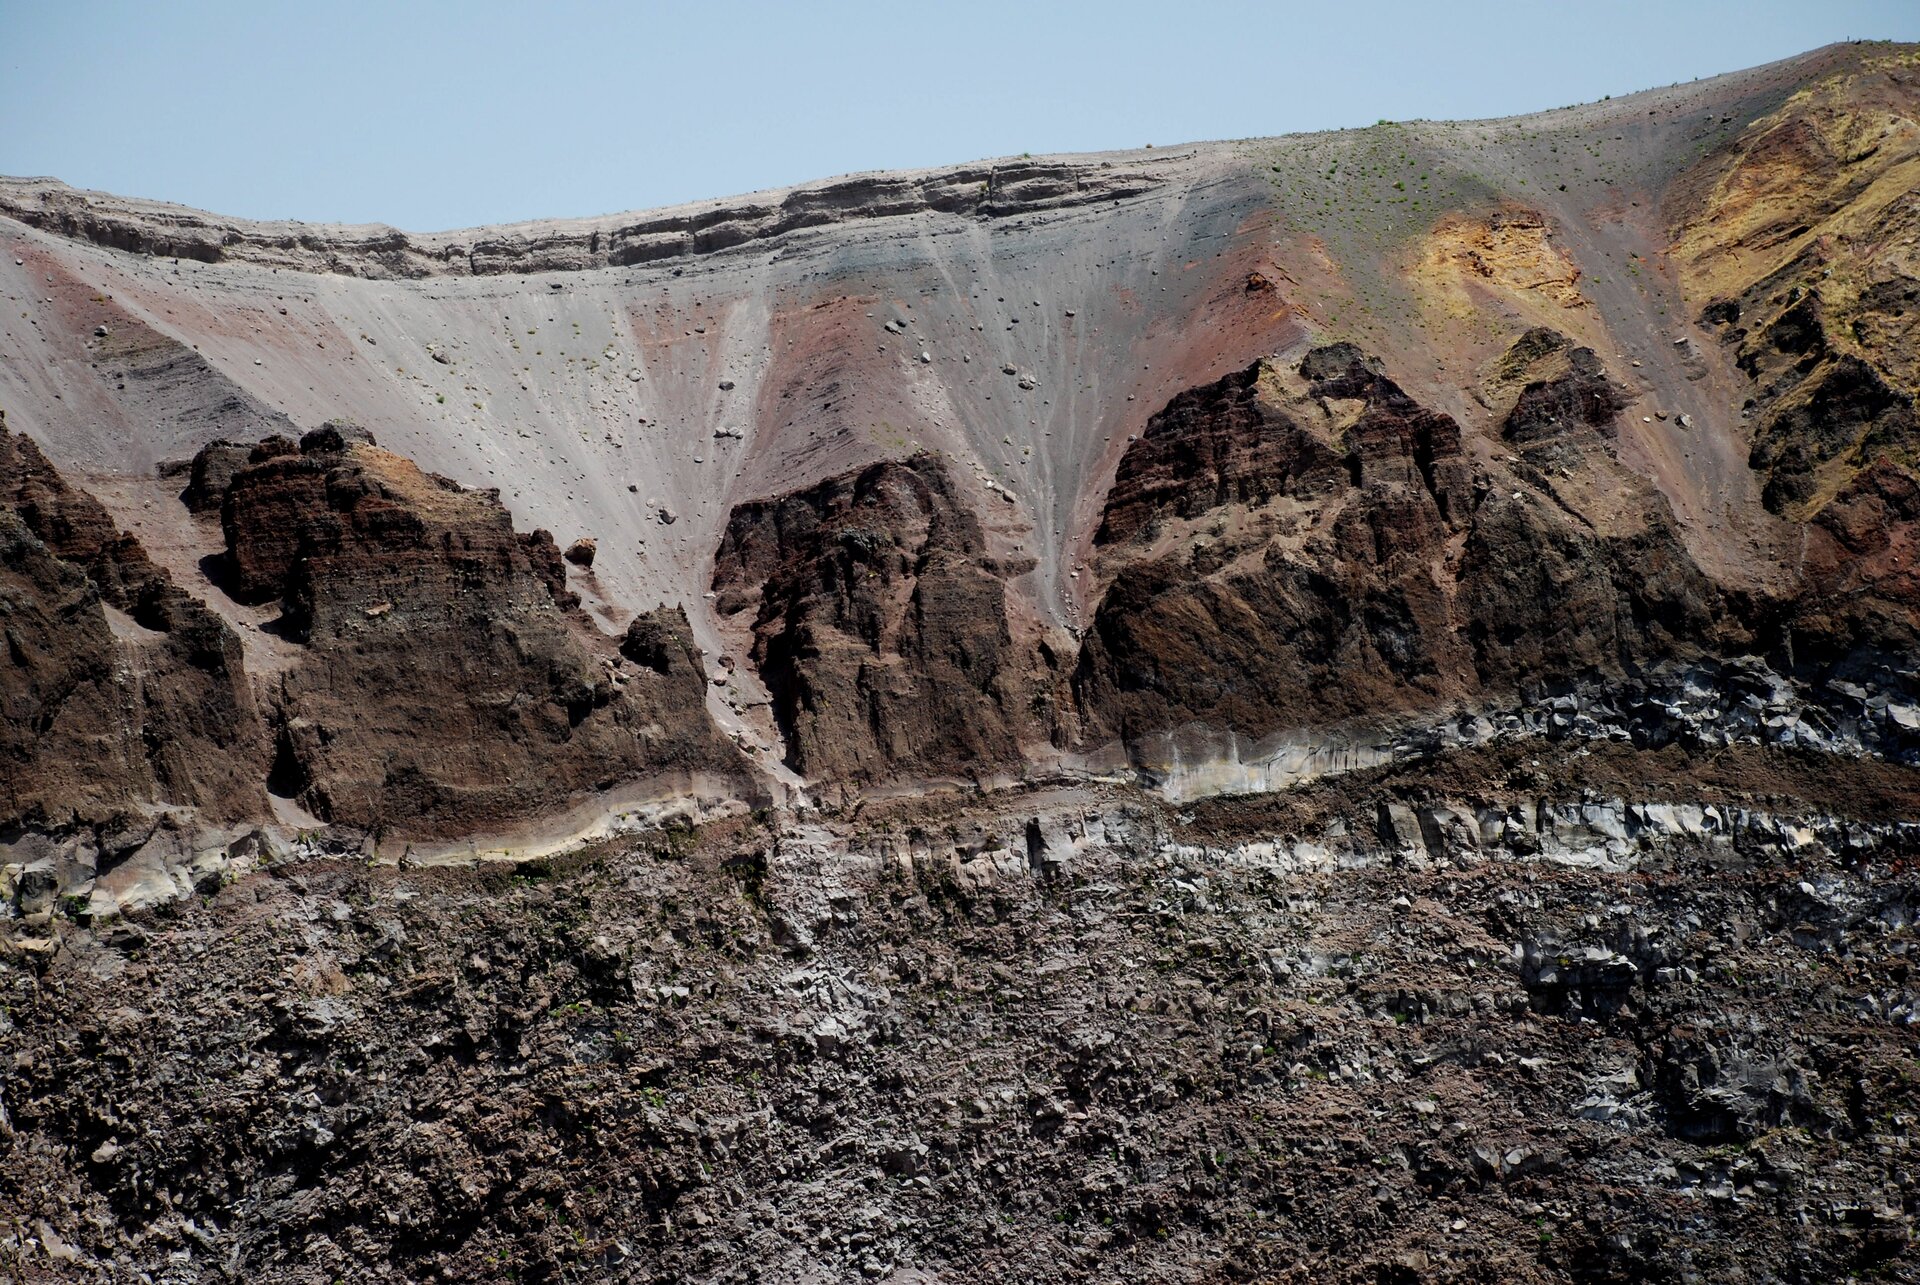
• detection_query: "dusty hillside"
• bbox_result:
[2,46,1916,811]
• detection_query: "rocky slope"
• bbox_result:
[2,37,1919,1285]
[2,744,1916,1283]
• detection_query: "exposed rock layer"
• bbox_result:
[210,430,752,837]
[0,415,265,827]
[0,155,1174,279]
[711,454,1041,784]
[3,744,1916,1282]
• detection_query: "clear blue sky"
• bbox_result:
[3,0,1914,231]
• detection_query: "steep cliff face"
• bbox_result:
[1674,47,1920,516]
[1657,50,1920,688]
[0,42,1917,814]
[711,454,1043,785]
[206,429,752,838]
[6,41,1920,1285]
[1073,346,1476,744]
[1796,454,1920,668]
[1072,337,1726,756]
[700,336,1722,785]
[0,416,265,828]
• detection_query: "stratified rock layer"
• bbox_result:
[0,414,265,827]
[209,431,752,838]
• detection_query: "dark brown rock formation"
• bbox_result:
[1073,346,1721,748]
[706,345,1745,782]
[206,432,749,837]
[1454,488,1724,692]
[1,416,265,827]
[1501,346,1631,445]
[180,439,251,513]
[1075,347,1471,739]
[711,454,1035,784]
[519,528,581,610]
[1093,358,1346,546]
[1718,284,1920,513]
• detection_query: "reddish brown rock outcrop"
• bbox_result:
[1,416,266,827]
[711,454,1037,784]
[1794,455,1920,666]
[1076,347,1472,737]
[1500,346,1632,446]
[1074,346,1722,748]
[208,431,750,838]
[1093,359,1347,546]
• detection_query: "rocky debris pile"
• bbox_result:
[1528,657,1920,762]
[2,743,1914,1282]
[1162,783,1920,878]
[1,819,276,953]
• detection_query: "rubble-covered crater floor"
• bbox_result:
[3,743,1916,1285]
